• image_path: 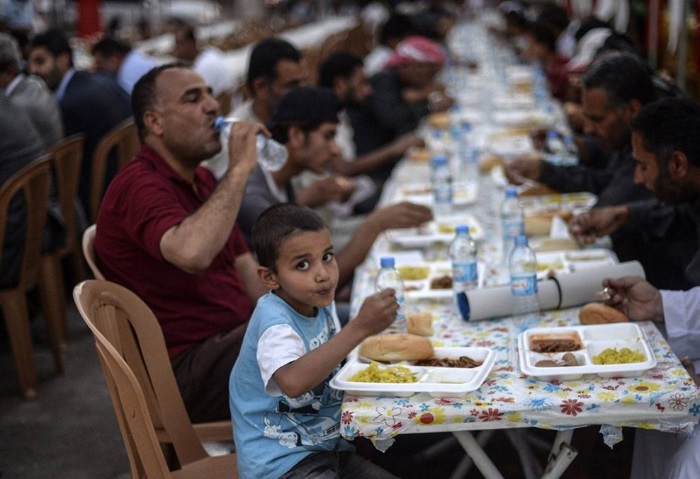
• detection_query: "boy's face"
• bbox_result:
[265,228,338,317]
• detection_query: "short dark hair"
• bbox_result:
[251,203,327,271]
[30,29,73,66]
[630,98,700,168]
[379,13,415,45]
[528,20,557,53]
[246,38,301,92]
[267,86,340,144]
[582,53,656,108]
[318,51,363,89]
[91,36,132,57]
[131,63,186,141]
[537,5,570,33]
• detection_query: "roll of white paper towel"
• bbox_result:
[456,261,645,321]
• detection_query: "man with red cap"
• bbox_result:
[349,35,454,183]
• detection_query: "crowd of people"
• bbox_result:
[3,0,700,478]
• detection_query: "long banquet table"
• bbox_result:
[338,20,700,478]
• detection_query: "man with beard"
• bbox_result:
[570,98,700,287]
[597,97,700,479]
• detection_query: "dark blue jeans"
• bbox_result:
[279,451,398,479]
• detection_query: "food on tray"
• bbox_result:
[415,355,483,368]
[406,311,434,336]
[565,251,610,261]
[359,333,434,362]
[524,211,574,236]
[430,275,452,289]
[528,332,583,353]
[437,223,456,234]
[479,153,503,173]
[534,352,578,368]
[404,285,421,291]
[579,303,629,325]
[349,362,417,383]
[402,186,433,195]
[592,347,645,365]
[518,183,559,197]
[534,238,579,252]
[397,265,430,280]
[427,112,450,129]
[409,148,431,163]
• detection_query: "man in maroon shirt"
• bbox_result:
[94,63,268,422]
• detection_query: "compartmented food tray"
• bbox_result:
[396,182,478,206]
[534,249,616,278]
[331,347,496,397]
[397,261,485,299]
[385,214,485,247]
[518,323,656,381]
[521,192,597,215]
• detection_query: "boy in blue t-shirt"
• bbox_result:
[229,203,400,479]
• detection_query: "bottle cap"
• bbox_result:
[379,257,395,268]
[431,155,448,166]
[514,234,528,246]
[505,186,518,197]
[456,225,469,234]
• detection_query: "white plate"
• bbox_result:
[487,134,534,157]
[385,214,485,247]
[395,182,478,206]
[330,347,497,397]
[518,323,656,381]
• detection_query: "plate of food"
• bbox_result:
[396,182,478,206]
[331,334,497,397]
[385,215,485,248]
[518,323,656,381]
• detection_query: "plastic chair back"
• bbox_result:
[90,119,138,223]
[82,224,104,280]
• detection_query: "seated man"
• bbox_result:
[238,86,433,290]
[91,36,158,95]
[350,35,453,183]
[94,64,267,422]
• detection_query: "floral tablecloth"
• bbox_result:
[339,303,700,445]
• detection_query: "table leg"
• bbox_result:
[448,430,497,479]
[542,430,578,479]
[505,429,543,479]
[452,431,505,479]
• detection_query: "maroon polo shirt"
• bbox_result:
[94,145,253,358]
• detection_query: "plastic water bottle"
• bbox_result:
[545,130,565,165]
[457,123,479,183]
[508,234,540,316]
[500,187,524,260]
[214,116,288,171]
[375,257,407,333]
[431,155,453,217]
[450,225,478,312]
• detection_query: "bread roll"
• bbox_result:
[406,311,434,336]
[479,154,503,173]
[409,148,431,163]
[579,302,629,324]
[524,211,574,236]
[360,334,434,361]
[427,112,450,129]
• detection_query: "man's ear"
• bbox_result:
[251,77,268,98]
[626,99,643,119]
[288,125,306,149]
[143,109,164,136]
[257,266,279,289]
[669,150,689,179]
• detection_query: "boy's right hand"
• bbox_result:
[353,289,400,336]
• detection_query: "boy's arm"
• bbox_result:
[272,290,399,398]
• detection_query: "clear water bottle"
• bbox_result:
[375,257,407,333]
[508,234,540,316]
[214,116,288,171]
[545,130,565,165]
[450,225,478,312]
[500,187,524,260]
[431,155,453,217]
[457,123,479,183]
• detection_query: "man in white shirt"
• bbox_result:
[91,36,158,95]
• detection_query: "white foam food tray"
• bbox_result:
[385,214,485,247]
[521,192,597,215]
[518,323,656,381]
[534,249,616,279]
[396,261,486,299]
[331,347,497,398]
[395,182,478,206]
